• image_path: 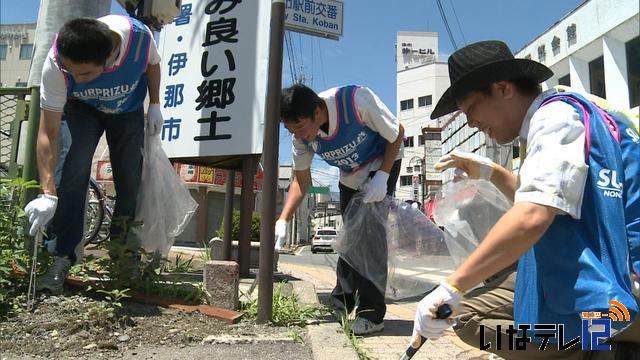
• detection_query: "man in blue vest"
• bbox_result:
[413,40,639,358]
[24,15,163,295]
[278,84,404,335]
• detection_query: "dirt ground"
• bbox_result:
[0,290,313,359]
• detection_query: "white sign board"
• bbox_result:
[158,0,270,158]
[284,0,343,40]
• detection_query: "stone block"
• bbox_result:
[209,237,224,260]
[203,260,239,310]
[208,237,279,271]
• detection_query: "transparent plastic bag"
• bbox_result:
[134,136,198,257]
[433,179,512,268]
[334,193,448,300]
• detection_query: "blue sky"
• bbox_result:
[1,0,585,190]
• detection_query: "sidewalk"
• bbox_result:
[280,261,492,360]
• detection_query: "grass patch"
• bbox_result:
[240,282,329,327]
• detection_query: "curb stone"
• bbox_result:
[290,279,359,360]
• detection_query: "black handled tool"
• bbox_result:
[399,303,453,360]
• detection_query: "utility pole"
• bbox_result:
[422,137,427,209]
[257,0,285,324]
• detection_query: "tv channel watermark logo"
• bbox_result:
[581,300,630,351]
[478,300,631,352]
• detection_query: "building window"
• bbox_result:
[418,135,425,146]
[400,99,414,111]
[537,45,546,63]
[400,175,412,186]
[15,82,28,87]
[626,36,640,108]
[19,44,33,60]
[552,36,560,56]
[567,23,577,46]
[558,74,571,86]
[0,45,7,60]
[418,95,432,107]
[406,166,413,173]
[403,136,414,148]
[424,132,441,140]
[589,56,606,99]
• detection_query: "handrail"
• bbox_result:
[0,87,31,97]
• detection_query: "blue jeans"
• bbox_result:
[49,100,144,263]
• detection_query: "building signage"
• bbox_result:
[158,0,271,159]
[0,32,28,40]
[284,0,343,40]
[401,42,436,62]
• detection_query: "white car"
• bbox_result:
[311,228,337,253]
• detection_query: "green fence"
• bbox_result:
[0,87,32,179]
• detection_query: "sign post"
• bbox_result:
[257,0,286,324]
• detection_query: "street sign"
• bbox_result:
[412,174,419,202]
[157,0,271,159]
[284,0,343,40]
[308,186,330,194]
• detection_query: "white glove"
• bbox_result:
[362,171,389,203]
[413,281,463,338]
[274,219,288,250]
[24,194,58,236]
[435,149,495,180]
[146,103,164,137]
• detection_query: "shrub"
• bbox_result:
[217,210,261,242]
[0,178,45,317]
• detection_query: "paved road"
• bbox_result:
[279,246,492,360]
[282,246,457,300]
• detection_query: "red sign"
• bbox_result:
[177,163,198,183]
[95,161,113,182]
[175,163,263,190]
[198,166,214,184]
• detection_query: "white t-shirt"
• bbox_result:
[40,15,161,112]
[292,86,404,190]
[515,90,589,219]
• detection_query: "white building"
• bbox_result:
[440,112,513,183]
[394,32,450,203]
[0,23,36,88]
[440,0,639,181]
[515,0,639,112]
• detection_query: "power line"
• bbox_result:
[317,38,327,89]
[435,0,458,50]
[448,0,467,45]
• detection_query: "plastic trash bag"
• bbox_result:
[134,135,198,257]
[433,179,512,268]
[334,193,448,300]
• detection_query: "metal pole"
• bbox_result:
[257,0,285,324]
[21,88,41,205]
[196,186,208,245]
[238,157,257,277]
[222,170,235,260]
[422,141,427,210]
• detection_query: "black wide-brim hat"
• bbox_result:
[431,40,553,119]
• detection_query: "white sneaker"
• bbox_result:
[36,256,71,295]
[352,317,384,335]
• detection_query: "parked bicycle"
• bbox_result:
[84,178,114,245]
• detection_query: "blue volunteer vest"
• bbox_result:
[616,113,640,277]
[304,85,387,173]
[514,92,638,342]
[56,17,151,114]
